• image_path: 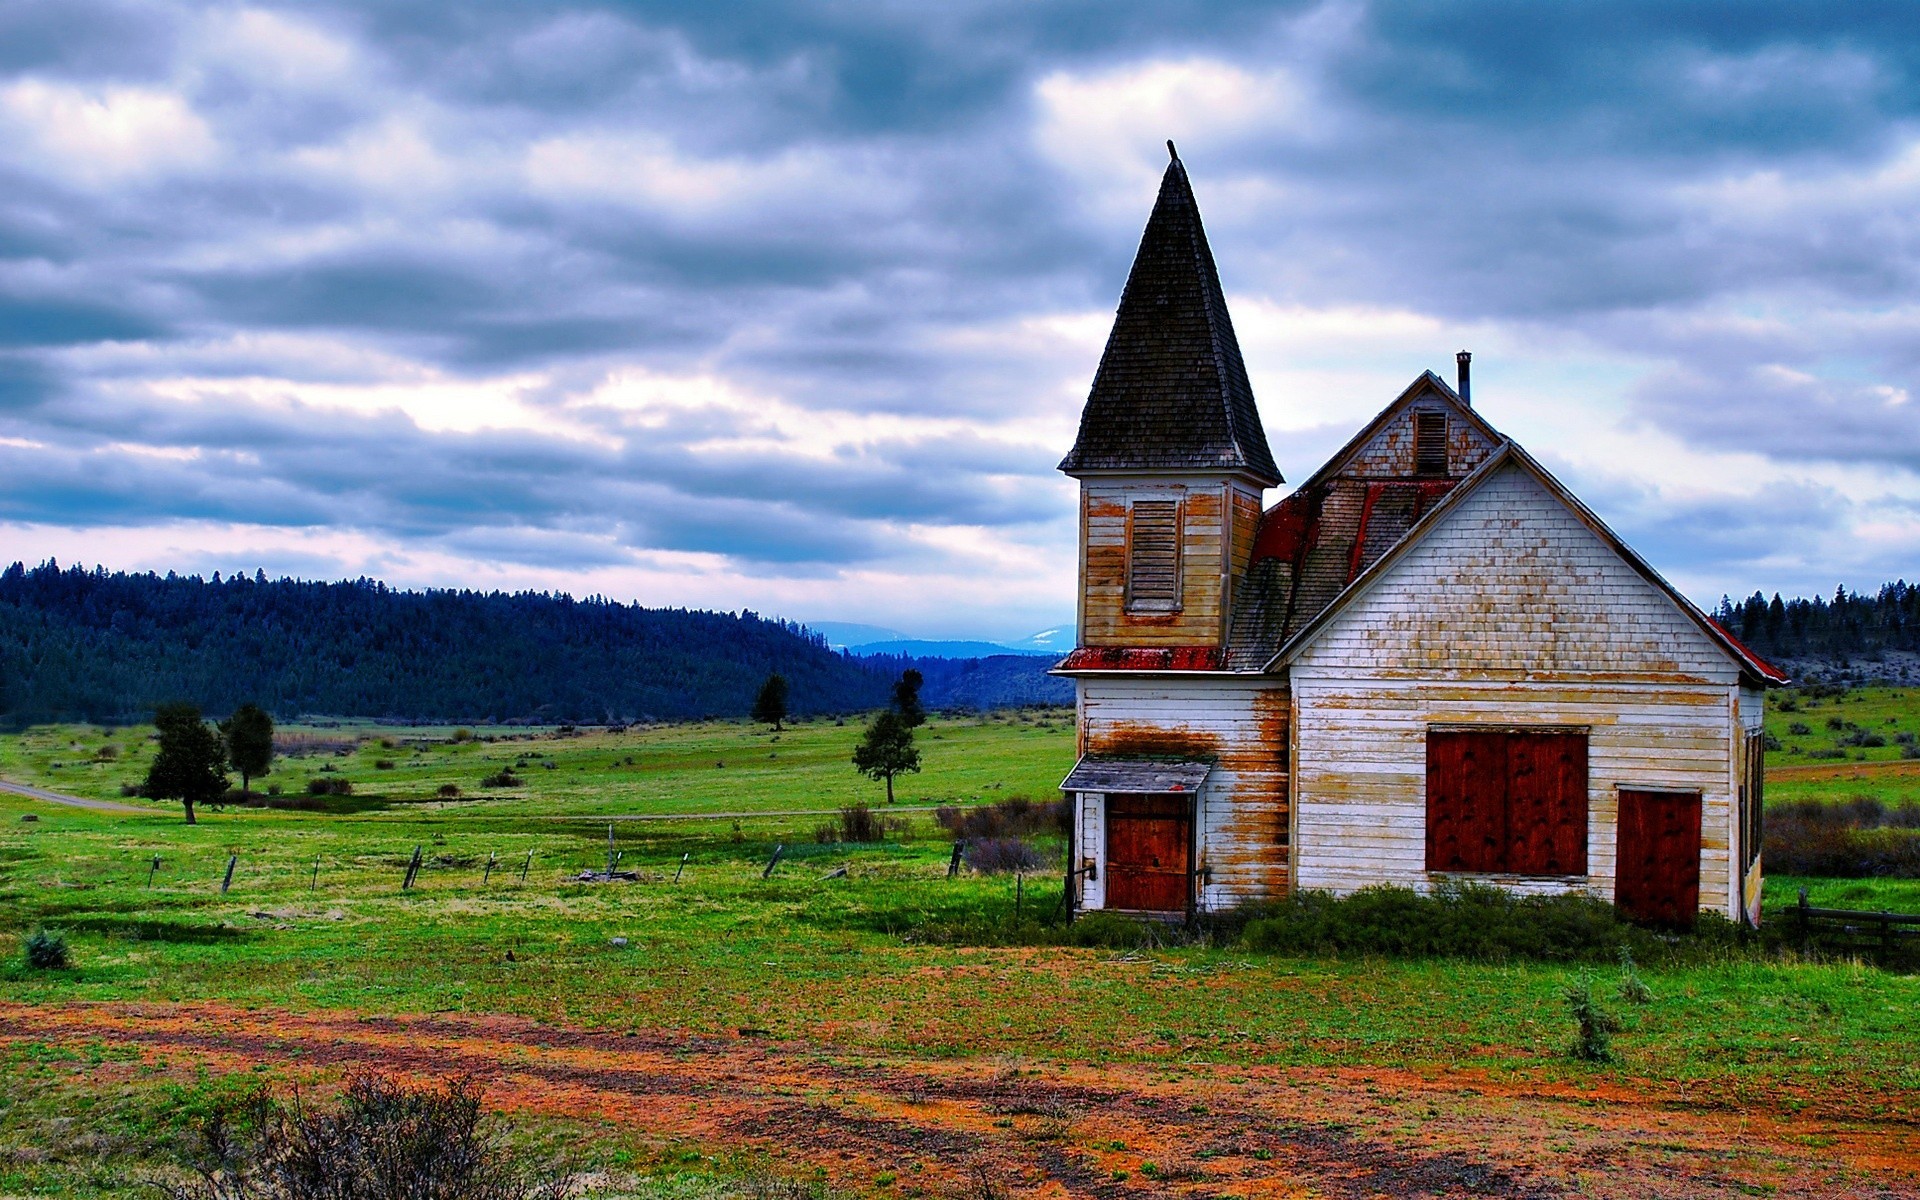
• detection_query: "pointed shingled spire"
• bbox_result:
[1058,143,1281,484]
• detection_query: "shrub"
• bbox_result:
[813,804,890,844]
[1067,911,1189,950]
[1565,973,1622,1062]
[23,926,68,970]
[1764,799,1920,877]
[964,837,1047,875]
[1774,695,1799,712]
[935,796,1070,842]
[1788,721,1812,736]
[94,744,119,761]
[479,770,520,789]
[374,760,396,771]
[155,1072,570,1200]
[1239,882,1633,962]
[1826,716,1848,731]
[451,728,474,742]
[436,784,463,799]
[306,778,354,796]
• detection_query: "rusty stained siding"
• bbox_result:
[1075,675,1289,912]
[1081,476,1238,646]
[1340,395,1498,480]
[1287,462,1745,919]
[1737,685,1767,923]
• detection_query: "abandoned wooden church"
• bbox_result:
[1055,147,1785,926]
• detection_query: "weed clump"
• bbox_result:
[23,926,69,970]
[436,784,463,799]
[964,837,1047,875]
[1565,972,1623,1062]
[305,778,353,797]
[479,770,520,789]
[154,1072,570,1200]
[812,804,905,845]
[934,796,1069,841]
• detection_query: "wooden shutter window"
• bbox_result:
[1414,412,1448,477]
[1127,500,1182,611]
[1426,729,1588,875]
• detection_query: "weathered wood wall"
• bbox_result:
[1079,475,1265,647]
[1072,675,1290,912]
[1287,463,1746,919]
[1336,393,1498,480]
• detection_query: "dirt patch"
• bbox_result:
[0,1002,1914,1198]
[1769,760,1920,783]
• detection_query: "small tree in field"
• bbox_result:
[752,673,790,731]
[220,703,274,798]
[144,702,229,825]
[852,709,920,804]
[892,668,925,728]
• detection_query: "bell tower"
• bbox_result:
[1058,144,1281,652]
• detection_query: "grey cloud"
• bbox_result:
[1632,364,1920,472]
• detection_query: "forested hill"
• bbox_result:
[0,562,891,725]
[1715,582,1920,665]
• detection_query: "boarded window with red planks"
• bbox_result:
[1413,412,1448,477]
[1426,729,1588,875]
[1126,500,1182,611]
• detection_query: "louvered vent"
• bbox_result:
[1127,500,1182,611]
[1414,412,1448,477]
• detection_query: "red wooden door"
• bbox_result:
[1105,794,1192,913]
[1616,789,1701,928]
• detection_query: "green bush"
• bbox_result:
[23,926,69,970]
[1239,882,1634,962]
[1565,972,1623,1061]
[1066,911,1187,950]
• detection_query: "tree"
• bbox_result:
[891,668,925,728]
[752,673,790,731]
[852,710,920,804]
[144,702,229,824]
[220,703,275,797]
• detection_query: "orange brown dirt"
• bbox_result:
[2,1001,1914,1199]
[1769,760,1920,782]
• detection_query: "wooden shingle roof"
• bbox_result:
[1058,145,1281,484]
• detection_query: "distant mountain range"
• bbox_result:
[804,620,1076,658]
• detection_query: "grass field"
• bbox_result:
[0,702,1916,1198]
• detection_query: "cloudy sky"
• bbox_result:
[3,2,1918,641]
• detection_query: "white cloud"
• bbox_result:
[0,78,217,186]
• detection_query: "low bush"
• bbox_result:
[436,783,463,799]
[373,759,396,771]
[1066,911,1193,950]
[1565,973,1622,1062]
[1239,882,1636,962]
[935,796,1069,842]
[155,1072,570,1200]
[812,803,901,845]
[1788,721,1812,736]
[305,778,354,797]
[964,837,1047,875]
[23,926,69,970]
[1764,798,1920,877]
[479,770,520,789]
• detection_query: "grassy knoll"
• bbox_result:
[0,711,1917,1197]
[1764,684,1920,769]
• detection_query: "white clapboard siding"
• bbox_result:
[1073,675,1289,912]
[1288,462,1746,919]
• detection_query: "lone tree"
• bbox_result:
[752,673,790,731]
[220,703,274,798]
[892,668,925,728]
[852,709,920,804]
[144,702,229,824]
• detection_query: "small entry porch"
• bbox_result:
[1060,758,1213,919]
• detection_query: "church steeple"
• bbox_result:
[1059,143,1280,486]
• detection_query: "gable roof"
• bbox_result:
[1057,145,1281,485]
[1292,371,1498,493]
[1262,441,1789,687]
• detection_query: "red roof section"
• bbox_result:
[1706,619,1791,684]
[1056,646,1225,672]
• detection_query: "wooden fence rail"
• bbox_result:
[1788,888,1920,963]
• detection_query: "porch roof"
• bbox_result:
[1059,757,1213,795]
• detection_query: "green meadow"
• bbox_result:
[0,698,1914,1196]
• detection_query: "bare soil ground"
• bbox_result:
[3,1002,1914,1198]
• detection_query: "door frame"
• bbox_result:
[1102,791,1197,920]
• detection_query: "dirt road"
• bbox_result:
[0,778,149,814]
[1,1002,1912,1198]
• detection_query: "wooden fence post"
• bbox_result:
[402,845,423,890]
[762,844,785,879]
[483,852,496,885]
[220,855,237,894]
[520,849,534,881]
[146,855,161,888]
[947,841,966,879]
[310,858,319,892]
[674,852,689,883]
